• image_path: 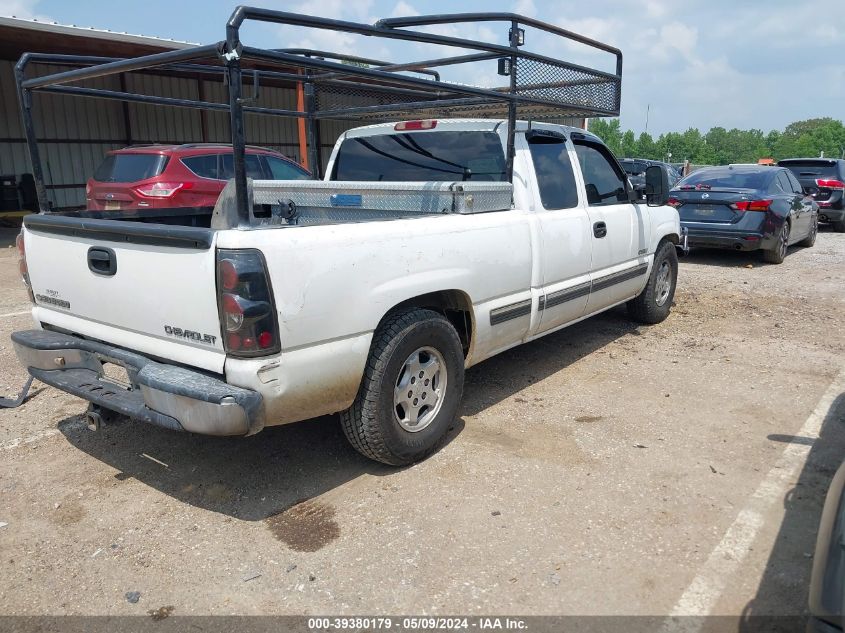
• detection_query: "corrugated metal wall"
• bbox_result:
[0,62,355,210]
[0,59,581,210]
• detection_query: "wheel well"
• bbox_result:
[663,233,680,245]
[388,290,474,356]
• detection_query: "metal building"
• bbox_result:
[0,15,583,212]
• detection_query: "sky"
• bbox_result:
[3,0,844,136]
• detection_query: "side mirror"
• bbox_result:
[645,165,670,207]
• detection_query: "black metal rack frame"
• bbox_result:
[15,7,622,227]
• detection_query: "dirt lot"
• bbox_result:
[0,227,843,620]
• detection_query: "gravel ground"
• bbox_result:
[0,228,843,618]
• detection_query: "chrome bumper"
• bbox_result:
[11,330,264,436]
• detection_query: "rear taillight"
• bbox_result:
[216,249,279,357]
[816,178,845,191]
[394,119,437,131]
[667,196,682,208]
[135,181,193,198]
[731,200,772,212]
[16,232,34,304]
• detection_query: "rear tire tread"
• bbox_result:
[340,308,462,466]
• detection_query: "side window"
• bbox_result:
[181,155,219,180]
[785,170,803,194]
[573,142,628,205]
[266,156,310,180]
[527,135,578,210]
[776,172,792,193]
[220,154,265,180]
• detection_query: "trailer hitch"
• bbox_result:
[0,376,34,409]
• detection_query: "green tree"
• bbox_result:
[620,130,637,158]
[588,118,622,155]
[635,132,657,159]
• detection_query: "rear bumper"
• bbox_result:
[11,329,263,436]
[682,227,770,251]
[818,208,845,223]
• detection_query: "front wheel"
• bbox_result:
[626,240,678,324]
[762,221,790,264]
[340,308,465,466]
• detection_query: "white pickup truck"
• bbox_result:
[12,119,682,465]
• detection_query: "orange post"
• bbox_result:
[296,74,308,170]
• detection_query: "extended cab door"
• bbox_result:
[572,138,650,313]
[522,130,592,335]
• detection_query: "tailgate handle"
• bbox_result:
[87,247,117,276]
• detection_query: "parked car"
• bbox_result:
[86,144,311,213]
[669,164,819,263]
[14,119,683,466]
[620,158,681,199]
[777,158,845,232]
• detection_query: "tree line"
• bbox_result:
[587,117,845,165]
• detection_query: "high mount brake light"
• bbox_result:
[216,250,279,357]
[816,178,845,190]
[731,200,772,212]
[394,120,437,131]
[135,181,193,197]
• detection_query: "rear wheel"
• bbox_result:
[762,221,790,264]
[798,216,818,247]
[626,240,678,324]
[340,308,464,466]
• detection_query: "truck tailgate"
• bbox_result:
[22,216,225,374]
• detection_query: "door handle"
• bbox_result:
[87,247,117,276]
[593,221,607,238]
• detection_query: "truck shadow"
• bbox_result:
[739,391,845,631]
[59,306,636,521]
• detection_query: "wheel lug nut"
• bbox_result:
[419,371,424,378]
[413,398,418,405]
[408,390,413,398]
[422,393,426,399]
[411,377,415,384]
[424,379,429,386]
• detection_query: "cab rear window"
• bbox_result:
[93,154,168,183]
[332,131,506,181]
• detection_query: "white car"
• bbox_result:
[12,119,683,465]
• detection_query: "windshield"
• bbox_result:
[678,169,771,190]
[332,131,507,181]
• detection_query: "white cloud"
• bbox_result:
[0,0,50,20]
[512,0,536,18]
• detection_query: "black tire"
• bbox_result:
[762,220,790,264]
[832,219,845,233]
[798,216,818,247]
[340,308,465,466]
[626,240,678,325]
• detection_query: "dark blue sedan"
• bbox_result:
[669,165,819,263]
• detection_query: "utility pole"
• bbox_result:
[645,103,650,134]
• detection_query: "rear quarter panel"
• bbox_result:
[217,211,533,424]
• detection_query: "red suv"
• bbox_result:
[86,144,311,212]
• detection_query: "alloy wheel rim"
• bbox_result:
[393,346,447,432]
[779,224,789,258]
[655,261,672,307]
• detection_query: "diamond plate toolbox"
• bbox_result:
[251,180,514,219]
